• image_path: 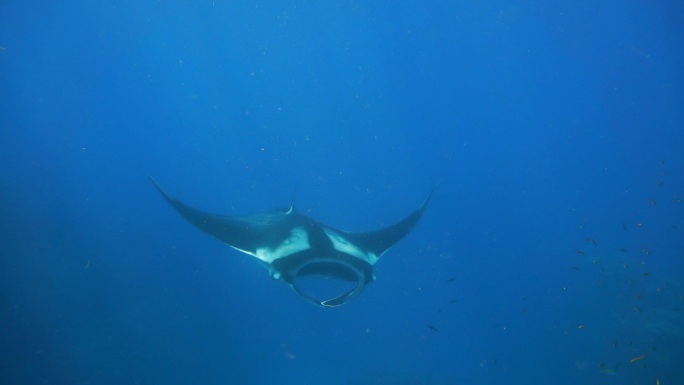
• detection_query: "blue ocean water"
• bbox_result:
[1,1,683,384]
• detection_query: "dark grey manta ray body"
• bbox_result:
[150,177,431,307]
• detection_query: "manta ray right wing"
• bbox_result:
[149,177,294,259]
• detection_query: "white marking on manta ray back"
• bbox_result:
[254,226,310,264]
[323,228,379,265]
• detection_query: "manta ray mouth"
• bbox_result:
[287,258,371,308]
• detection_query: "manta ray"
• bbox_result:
[150,177,431,307]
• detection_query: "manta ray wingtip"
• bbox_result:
[148,176,164,193]
[148,176,159,187]
[286,194,296,214]
[148,177,176,204]
[417,189,434,212]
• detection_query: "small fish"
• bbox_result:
[630,354,645,363]
[427,325,440,333]
[575,250,585,256]
[571,266,580,270]
[643,272,650,277]
[449,299,459,304]
[656,377,660,385]
[674,195,681,203]
[600,369,616,375]
[585,238,597,247]
[657,178,665,187]
[578,324,585,329]
[623,222,628,231]
[633,306,643,313]
[649,199,657,206]
[447,277,456,283]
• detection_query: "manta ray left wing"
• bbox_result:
[339,190,433,258]
[150,177,431,307]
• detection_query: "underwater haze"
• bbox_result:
[2,1,684,384]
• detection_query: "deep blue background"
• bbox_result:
[2,1,683,384]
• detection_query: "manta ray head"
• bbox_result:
[270,253,374,308]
